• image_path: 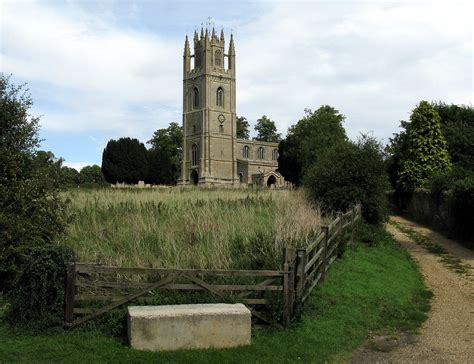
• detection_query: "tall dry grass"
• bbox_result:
[64,188,322,270]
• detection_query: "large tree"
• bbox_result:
[390,101,451,192]
[79,165,107,186]
[0,75,67,291]
[236,116,250,139]
[101,137,148,184]
[278,106,347,185]
[147,122,183,184]
[254,115,281,142]
[432,102,474,173]
[304,135,389,225]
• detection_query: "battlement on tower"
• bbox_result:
[183,28,235,78]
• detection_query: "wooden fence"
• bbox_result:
[64,205,361,328]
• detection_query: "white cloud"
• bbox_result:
[1,0,472,149]
[62,161,93,171]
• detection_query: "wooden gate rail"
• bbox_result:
[64,205,361,328]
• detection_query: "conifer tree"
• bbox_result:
[398,101,451,191]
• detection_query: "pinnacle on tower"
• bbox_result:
[194,29,198,43]
[200,27,204,39]
[229,33,235,55]
[220,28,225,42]
[212,27,216,39]
[184,34,190,55]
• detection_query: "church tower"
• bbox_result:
[180,28,237,185]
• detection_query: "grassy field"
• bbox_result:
[0,226,431,363]
[63,188,323,270]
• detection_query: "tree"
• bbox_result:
[304,135,389,225]
[278,106,347,185]
[254,115,281,142]
[101,137,148,184]
[236,116,250,139]
[0,74,67,291]
[432,102,474,173]
[79,165,107,186]
[391,101,451,192]
[60,166,80,187]
[147,122,183,184]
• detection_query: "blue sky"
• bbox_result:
[1,0,472,170]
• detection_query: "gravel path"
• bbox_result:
[350,216,474,364]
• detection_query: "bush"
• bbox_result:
[1,75,68,291]
[304,135,389,224]
[6,245,74,330]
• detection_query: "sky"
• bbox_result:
[1,0,472,170]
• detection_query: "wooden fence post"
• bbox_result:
[321,226,329,281]
[294,248,307,316]
[282,247,296,325]
[64,262,76,326]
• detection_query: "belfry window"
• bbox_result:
[272,149,279,160]
[258,147,265,160]
[216,87,223,107]
[191,144,198,167]
[193,87,199,109]
[243,145,249,158]
[215,50,222,67]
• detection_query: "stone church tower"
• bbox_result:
[179,28,285,187]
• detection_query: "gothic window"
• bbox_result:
[258,147,265,160]
[216,87,223,107]
[243,145,249,159]
[239,173,244,183]
[193,87,199,109]
[272,149,279,160]
[191,144,198,167]
[192,124,196,133]
[215,50,222,67]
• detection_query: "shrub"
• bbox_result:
[304,135,389,224]
[0,75,68,291]
[6,245,74,330]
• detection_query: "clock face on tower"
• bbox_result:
[218,114,226,124]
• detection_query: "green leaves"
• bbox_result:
[101,137,148,184]
[236,116,250,139]
[394,101,452,192]
[0,74,68,291]
[278,106,348,185]
[254,115,281,142]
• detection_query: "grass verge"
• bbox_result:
[0,224,430,363]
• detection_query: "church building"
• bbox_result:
[179,28,285,187]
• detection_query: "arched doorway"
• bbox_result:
[239,173,244,183]
[267,175,277,188]
[190,170,199,185]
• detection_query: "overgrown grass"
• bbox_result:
[0,225,431,363]
[63,188,322,270]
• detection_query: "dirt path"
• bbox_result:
[350,216,474,364]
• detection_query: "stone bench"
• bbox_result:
[128,303,251,351]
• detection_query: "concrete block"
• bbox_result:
[128,303,251,352]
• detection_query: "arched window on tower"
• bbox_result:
[216,87,223,107]
[215,50,222,67]
[258,147,265,160]
[243,145,249,158]
[193,87,199,109]
[272,149,279,160]
[191,144,199,167]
